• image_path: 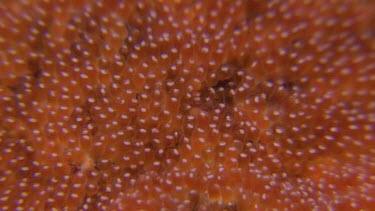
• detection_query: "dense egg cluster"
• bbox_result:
[0,0,374,210]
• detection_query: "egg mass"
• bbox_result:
[0,0,374,210]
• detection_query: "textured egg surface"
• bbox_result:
[0,0,374,210]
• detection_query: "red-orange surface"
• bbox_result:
[0,0,374,210]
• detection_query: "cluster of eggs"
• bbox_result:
[0,0,374,210]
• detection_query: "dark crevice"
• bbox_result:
[281,81,298,93]
[211,78,236,106]
[69,162,81,174]
[7,85,20,93]
[28,59,42,79]
[180,60,245,116]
